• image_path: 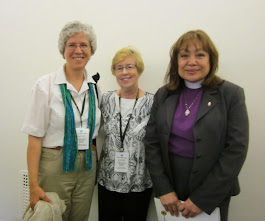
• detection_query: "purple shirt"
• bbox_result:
[168,87,203,158]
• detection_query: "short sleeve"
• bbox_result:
[21,78,50,137]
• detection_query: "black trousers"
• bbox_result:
[98,184,152,221]
[169,154,230,221]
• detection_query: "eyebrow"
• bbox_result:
[179,48,205,53]
[67,41,89,44]
[116,64,135,67]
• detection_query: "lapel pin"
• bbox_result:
[208,102,211,106]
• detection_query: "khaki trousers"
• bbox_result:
[39,148,96,221]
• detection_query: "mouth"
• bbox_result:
[120,76,132,81]
[73,57,84,61]
[186,69,199,74]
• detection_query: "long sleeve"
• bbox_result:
[190,84,249,214]
[144,87,175,197]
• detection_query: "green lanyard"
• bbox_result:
[119,89,139,152]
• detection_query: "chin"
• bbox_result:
[186,77,201,83]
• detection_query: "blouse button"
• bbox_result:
[192,169,198,174]
[196,137,201,142]
[196,154,202,159]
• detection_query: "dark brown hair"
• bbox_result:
[164,30,223,91]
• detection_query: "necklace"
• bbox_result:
[184,91,202,117]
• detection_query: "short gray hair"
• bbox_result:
[58,21,97,58]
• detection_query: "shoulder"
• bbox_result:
[156,86,168,95]
[32,72,57,93]
[216,81,246,108]
[153,86,173,103]
[35,72,56,84]
[140,92,154,108]
[143,91,154,100]
[217,81,245,99]
[100,91,117,112]
[102,91,116,102]
[102,90,116,97]
[218,80,243,93]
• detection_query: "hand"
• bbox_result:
[160,192,182,216]
[29,185,52,210]
[178,198,202,218]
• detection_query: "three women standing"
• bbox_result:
[98,47,153,221]
[22,21,101,220]
[22,24,249,221]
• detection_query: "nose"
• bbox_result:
[122,67,128,73]
[74,46,83,53]
[188,55,196,65]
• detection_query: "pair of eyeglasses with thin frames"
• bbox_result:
[114,64,137,72]
[66,43,90,51]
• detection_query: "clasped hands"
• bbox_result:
[160,192,202,218]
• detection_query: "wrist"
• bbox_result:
[29,182,40,189]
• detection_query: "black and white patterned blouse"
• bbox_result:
[98,91,153,193]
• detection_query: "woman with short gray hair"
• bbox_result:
[22,21,101,220]
[58,21,97,57]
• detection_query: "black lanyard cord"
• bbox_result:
[70,92,86,127]
[119,89,139,152]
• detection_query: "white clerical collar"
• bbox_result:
[184,79,204,89]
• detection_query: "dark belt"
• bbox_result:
[50,139,96,151]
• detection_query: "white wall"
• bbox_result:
[0,0,264,220]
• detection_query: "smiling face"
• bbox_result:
[64,32,91,73]
[178,41,210,83]
[114,56,140,92]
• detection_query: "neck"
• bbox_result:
[65,65,84,80]
[64,66,85,92]
[119,87,139,99]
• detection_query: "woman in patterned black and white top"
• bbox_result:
[97,46,153,221]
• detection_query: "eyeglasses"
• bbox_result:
[66,43,90,51]
[114,64,136,72]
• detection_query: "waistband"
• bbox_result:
[48,139,96,151]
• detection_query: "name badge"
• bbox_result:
[114,152,129,173]
[76,128,89,150]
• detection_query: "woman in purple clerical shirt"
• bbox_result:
[144,30,249,221]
